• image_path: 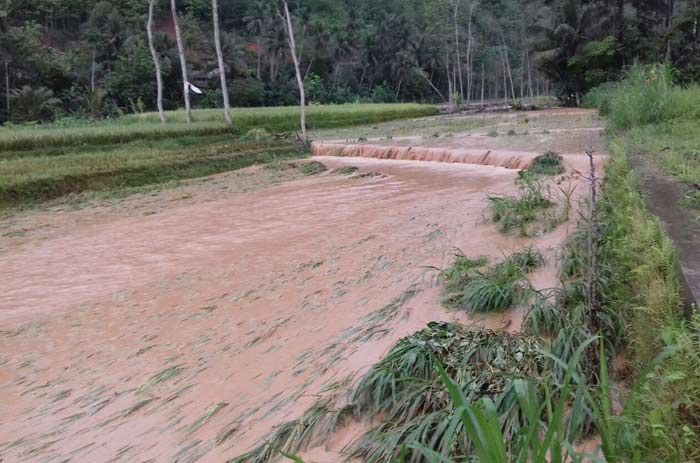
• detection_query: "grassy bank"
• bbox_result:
[0,103,437,210]
[0,103,437,152]
[0,136,308,209]
[585,65,700,189]
[586,64,699,461]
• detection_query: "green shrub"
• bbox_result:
[526,151,564,176]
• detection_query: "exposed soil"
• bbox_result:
[1,109,605,463]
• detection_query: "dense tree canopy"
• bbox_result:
[1,0,698,122]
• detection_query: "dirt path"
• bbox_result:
[629,154,700,313]
[1,109,604,463]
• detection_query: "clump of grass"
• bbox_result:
[526,151,564,176]
[443,247,543,313]
[681,190,700,209]
[330,166,359,175]
[488,129,499,137]
[355,171,384,179]
[505,245,546,272]
[439,251,488,293]
[240,128,273,142]
[487,179,553,235]
[297,161,327,176]
[507,129,517,136]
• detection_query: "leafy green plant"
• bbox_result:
[411,336,598,463]
[10,86,61,123]
[442,248,542,313]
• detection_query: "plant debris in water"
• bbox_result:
[233,322,551,463]
[297,161,328,176]
[348,321,547,463]
[330,165,359,175]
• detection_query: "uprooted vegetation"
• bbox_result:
[233,321,583,463]
[297,160,328,176]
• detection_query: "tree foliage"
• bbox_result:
[1,0,699,122]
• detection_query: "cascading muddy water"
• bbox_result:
[312,142,537,170]
[312,142,607,173]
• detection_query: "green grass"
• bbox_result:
[525,151,564,176]
[585,64,700,186]
[0,136,308,209]
[585,65,699,461]
[443,247,543,314]
[348,322,548,463]
[487,180,553,235]
[0,103,437,152]
[0,103,439,210]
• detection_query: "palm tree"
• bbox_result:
[147,0,166,124]
[212,0,232,126]
[9,86,60,122]
[170,0,192,124]
[533,0,612,104]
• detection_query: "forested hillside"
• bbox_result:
[1,0,699,122]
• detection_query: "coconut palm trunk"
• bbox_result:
[280,0,306,140]
[147,0,166,124]
[170,0,191,124]
[212,0,232,126]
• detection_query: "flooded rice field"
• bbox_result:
[1,109,606,462]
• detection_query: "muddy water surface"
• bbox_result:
[1,109,601,463]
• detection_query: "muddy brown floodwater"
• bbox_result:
[0,109,606,463]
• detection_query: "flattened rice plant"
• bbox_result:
[348,321,548,463]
